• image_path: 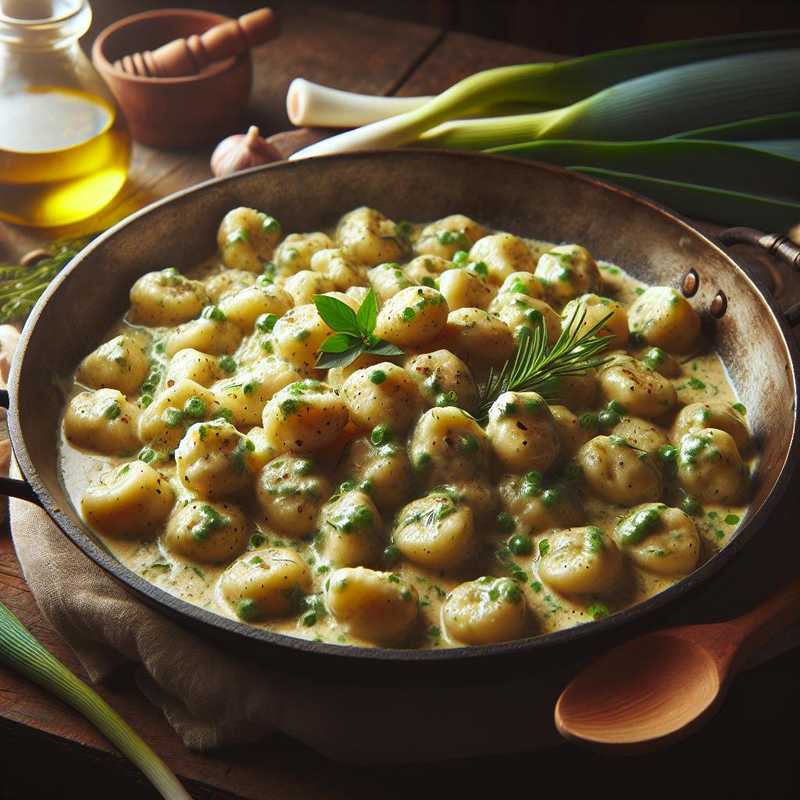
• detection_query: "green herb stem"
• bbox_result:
[476,307,613,425]
[0,234,98,323]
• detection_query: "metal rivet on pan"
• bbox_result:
[682,269,699,297]
[710,290,728,318]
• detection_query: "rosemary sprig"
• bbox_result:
[0,233,99,323]
[476,308,614,424]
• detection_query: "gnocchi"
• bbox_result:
[221,547,312,620]
[628,286,700,353]
[62,206,754,651]
[77,335,150,396]
[443,577,529,645]
[81,461,174,538]
[539,526,623,596]
[325,567,419,645]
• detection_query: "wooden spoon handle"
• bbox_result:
[726,577,800,670]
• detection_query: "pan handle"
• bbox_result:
[718,227,800,272]
[718,227,800,326]
[0,388,41,505]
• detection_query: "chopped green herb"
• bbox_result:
[237,598,258,621]
[103,400,121,420]
[256,313,279,333]
[201,305,227,322]
[587,602,609,620]
[138,447,157,464]
[681,494,702,516]
[618,506,662,545]
[539,539,550,557]
[191,504,230,541]
[370,424,393,446]
[162,407,184,428]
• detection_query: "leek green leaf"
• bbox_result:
[571,167,800,230]
[420,50,800,149]
[489,139,800,202]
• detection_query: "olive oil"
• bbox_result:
[0,86,130,228]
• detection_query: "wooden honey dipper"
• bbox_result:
[113,7,277,78]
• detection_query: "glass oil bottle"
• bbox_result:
[0,0,131,227]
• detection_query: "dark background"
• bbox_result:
[87,0,800,56]
[333,0,800,54]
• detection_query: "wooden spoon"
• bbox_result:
[555,577,800,753]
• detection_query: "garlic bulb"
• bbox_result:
[210,126,281,177]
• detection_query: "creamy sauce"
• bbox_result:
[57,212,754,649]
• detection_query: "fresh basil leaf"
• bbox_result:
[356,288,378,335]
[313,295,360,336]
[366,339,405,357]
[319,332,360,353]
[316,346,364,370]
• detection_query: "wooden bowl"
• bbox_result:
[91,8,252,148]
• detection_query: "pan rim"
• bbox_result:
[8,148,800,664]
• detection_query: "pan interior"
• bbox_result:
[11,151,798,662]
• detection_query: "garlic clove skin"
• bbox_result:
[210,125,282,177]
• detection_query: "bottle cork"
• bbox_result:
[114,7,276,78]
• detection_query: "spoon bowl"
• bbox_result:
[554,577,800,753]
[555,632,722,751]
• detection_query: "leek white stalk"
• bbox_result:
[290,30,800,160]
[0,600,190,800]
[419,50,800,150]
[287,78,432,127]
[285,79,538,129]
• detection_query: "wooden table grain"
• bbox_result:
[2,4,800,799]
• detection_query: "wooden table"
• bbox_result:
[2,4,800,798]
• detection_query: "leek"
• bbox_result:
[287,78,433,128]
[489,139,800,201]
[571,168,800,230]
[0,600,190,800]
[291,30,800,159]
[286,78,545,128]
[669,112,800,142]
[419,50,800,149]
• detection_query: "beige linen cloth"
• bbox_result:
[1,327,563,764]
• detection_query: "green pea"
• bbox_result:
[218,355,237,374]
[184,396,206,419]
[541,488,560,507]
[497,512,516,534]
[370,369,387,385]
[508,533,533,556]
